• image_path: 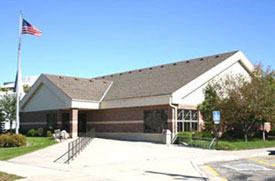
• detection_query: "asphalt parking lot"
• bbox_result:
[203,154,275,181]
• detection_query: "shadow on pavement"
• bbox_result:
[145,171,207,180]
[267,150,275,155]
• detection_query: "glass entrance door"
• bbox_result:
[78,113,87,136]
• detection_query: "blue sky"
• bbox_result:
[0,0,274,85]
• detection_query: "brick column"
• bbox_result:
[70,109,78,138]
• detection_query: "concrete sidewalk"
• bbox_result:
[1,138,274,180]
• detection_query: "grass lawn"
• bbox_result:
[218,139,275,150]
[0,137,56,160]
[0,171,24,181]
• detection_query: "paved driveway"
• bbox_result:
[3,138,275,181]
[202,154,275,181]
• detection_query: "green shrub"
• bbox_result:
[175,132,192,144]
[178,132,192,137]
[46,130,53,137]
[9,134,27,147]
[0,134,9,147]
[37,128,44,136]
[27,129,38,137]
[192,131,214,138]
[0,133,27,147]
[221,129,243,140]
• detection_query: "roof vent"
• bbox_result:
[138,69,142,72]
[160,65,164,68]
[120,73,123,75]
[215,55,219,58]
[59,76,63,79]
[129,71,132,74]
[173,63,177,66]
[149,67,153,70]
[186,61,189,63]
[200,58,204,61]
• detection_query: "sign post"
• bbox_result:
[213,111,220,148]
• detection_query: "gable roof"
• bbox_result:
[95,50,239,100]
[43,74,112,102]
[29,50,240,104]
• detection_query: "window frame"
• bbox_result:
[177,109,199,132]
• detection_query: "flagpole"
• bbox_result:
[15,11,23,134]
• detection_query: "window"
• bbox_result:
[144,109,168,133]
[177,109,199,132]
[46,113,57,130]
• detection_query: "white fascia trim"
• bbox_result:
[71,100,100,109]
[99,81,113,102]
[100,94,171,109]
[171,51,254,104]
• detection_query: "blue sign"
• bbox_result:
[213,111,220,124]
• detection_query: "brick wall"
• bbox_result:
[20,104,173,134]
[86,105,171,133]
[20,110,56,132]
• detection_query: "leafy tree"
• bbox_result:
[0,86,9,92]
[198,85,220,133]
[199,64,275,142]
[0,93,16,131]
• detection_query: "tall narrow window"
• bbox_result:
[177,109,199,132]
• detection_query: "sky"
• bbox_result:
[0,0,274,85]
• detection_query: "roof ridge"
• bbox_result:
[42,73,90,80]
[42,73,112,82]
[93,50,239,79]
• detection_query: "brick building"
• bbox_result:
[20,51,254,142]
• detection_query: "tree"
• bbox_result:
[0,86,8,92]
[23,85,31,93]
[198,85,220,133]
[0,93,16,132]
[199,64,275,142]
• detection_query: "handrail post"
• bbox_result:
[67,143,70,164]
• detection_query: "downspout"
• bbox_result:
[169,96,177,142]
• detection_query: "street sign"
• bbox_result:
[213,111,220,124]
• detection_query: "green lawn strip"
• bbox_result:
[0,171,24,181]
[0,137,56,160]
[218,139,275,150]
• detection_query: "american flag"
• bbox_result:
[22,19,42,37]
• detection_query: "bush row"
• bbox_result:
[175,131,214,144]
[26,128,52,137]
[0,133,27,147]
[177,131,214,138]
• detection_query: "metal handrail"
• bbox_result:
[54,128,95,164]
[65,128,95,164]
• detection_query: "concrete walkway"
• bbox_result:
[1,138,274,180]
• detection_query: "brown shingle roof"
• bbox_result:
[43,74,112,101]
[41,51,238,102]
[96,51,238,100]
